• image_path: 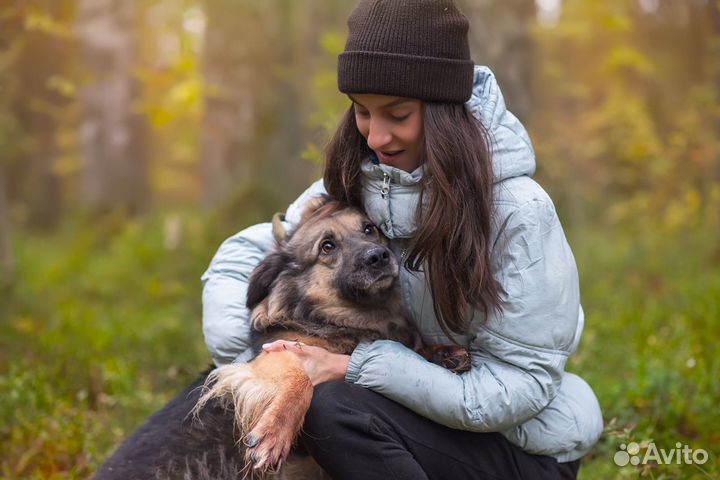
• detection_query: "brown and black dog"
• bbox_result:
[95,198,468,480]
[194,197,469,477]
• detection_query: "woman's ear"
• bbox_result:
[246,251,291,310]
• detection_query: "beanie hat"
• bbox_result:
[338,0,474,103]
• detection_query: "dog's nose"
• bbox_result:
[363,247,390,268]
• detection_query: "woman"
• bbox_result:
[202,1,603,478]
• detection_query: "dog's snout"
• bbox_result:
[363,247,390,268]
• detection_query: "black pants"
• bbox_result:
[301,382,580,480]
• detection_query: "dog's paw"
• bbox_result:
[440,346,472,374]
[244,422,297,475]
[420,344,472,374]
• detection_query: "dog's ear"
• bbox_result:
[246,251,291,310]
[271,212,288,244]
[299,194,332,224]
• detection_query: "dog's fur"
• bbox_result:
[95,198,469,480]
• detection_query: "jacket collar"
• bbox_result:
[360,154,424,186]
[360,158,423,239]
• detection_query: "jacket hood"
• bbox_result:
[466,65,536,183]
[360,65,536,238]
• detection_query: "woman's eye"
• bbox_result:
[390,114,410,122]
[321,240,335,254]
[363,224,375,235]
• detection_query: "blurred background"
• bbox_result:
[0,0,718,478]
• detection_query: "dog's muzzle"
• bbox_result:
[363,247,391,269]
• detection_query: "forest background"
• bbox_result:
[1,0,719,478]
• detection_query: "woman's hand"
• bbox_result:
[261,340,350,386]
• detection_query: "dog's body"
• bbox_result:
[95,199,468,480]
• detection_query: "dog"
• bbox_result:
[95,198,469,480]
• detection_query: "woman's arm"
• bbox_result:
[201,179,327,366]
[344,196,580,431]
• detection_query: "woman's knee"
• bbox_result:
[306,381,353,416]
[304,381,367,435]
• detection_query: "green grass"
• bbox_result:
[0,211,222,479]
[570,224,720,479]
[1,212,718,479]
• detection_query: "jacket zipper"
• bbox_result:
[381,172,390,199]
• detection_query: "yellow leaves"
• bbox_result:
[319,32,345,56]
[137,65,204,129]
[609,187,709,233]
[586,93,663,179]
[144,277,185,299]
[603,47,656,77]
[134,38,205,199]
[600,14,633,33]
[145,78,203,128]
[607,195,650,224]
[166,78,202,114]
[663,189,702,232]
[46,75,76,98]
[52,155,80,176]
[23,10,70,37]
[12,316,36,335]
[707,185,720,228]
[300,143,323,166]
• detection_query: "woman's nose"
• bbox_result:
[366,120,392,150]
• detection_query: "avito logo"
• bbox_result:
[614,442,709,467]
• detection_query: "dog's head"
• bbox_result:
[246,197,402,331]
[247,197,398,309]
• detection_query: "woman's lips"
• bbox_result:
[376,150,404,163]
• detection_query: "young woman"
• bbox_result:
[202,1,603,478]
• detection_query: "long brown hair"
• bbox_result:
[324,103,500,340]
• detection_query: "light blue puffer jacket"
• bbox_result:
[201,66,604,462]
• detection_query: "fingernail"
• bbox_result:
[262,343,270,350]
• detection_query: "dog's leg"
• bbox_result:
[194,351,313,476]
[243,351,313,473]
[194,362,277,438]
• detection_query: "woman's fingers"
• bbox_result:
[261,339,306,354]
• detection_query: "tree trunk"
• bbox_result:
[3,1,71,229]
[76,0,149,214]
[710,0,720,247]
[0,169,13,286]
[262,0,315,189]
[458,0,536,122]
[200,0,261,208]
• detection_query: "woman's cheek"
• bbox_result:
[355,117,369,139]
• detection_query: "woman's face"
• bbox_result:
[351,94,424,172]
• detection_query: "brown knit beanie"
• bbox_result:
[338,0,474,103]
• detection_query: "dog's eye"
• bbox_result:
[363,224,375,235]
[321,240,335,254]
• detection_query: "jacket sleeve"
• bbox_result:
[201,179,327,365]
[345,198,581,431]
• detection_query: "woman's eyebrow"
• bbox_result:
[349,95,413,109]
